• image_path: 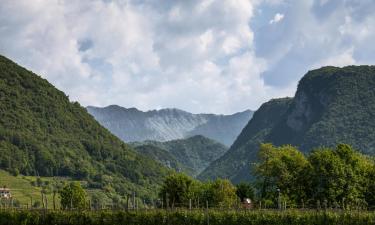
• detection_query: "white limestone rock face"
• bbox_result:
[87,105,253,146]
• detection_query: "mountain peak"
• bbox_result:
[200,65,375,182]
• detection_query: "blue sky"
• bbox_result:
[1,0,375,114]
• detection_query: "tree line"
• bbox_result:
[160,143,375,209]
[23,143,375,210]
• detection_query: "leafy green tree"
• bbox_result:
[201,179,237,208]
[255,143,310,206]
[308,144,373,208]
[59,182,87,210]
[90,191,108,210]
[236,182,255,202]
[159,173,198,208]
[364,163,375,206]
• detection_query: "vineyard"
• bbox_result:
[0,209,374,225]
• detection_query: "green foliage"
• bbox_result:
[0,55,170,199]
[159,173,197,208]
[0,210,374,225]
[199,98,292,182]
[254,143,375,208]
[307,144,373,208]
[59,182,86,210]
[159,173,237,208]
[235,182,255,202]
[132,135,228,176]
[255,143,310,206]
[201,179,237,208]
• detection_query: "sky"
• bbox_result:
[1,0,375,114]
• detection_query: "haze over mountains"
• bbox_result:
[199,66,375,183]
[87,105,253,146]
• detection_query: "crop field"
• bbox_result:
[0,209,374,225]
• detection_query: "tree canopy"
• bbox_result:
[59,182,87,210]
[254,143,375,209]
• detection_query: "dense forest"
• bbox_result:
[131,135,228,176]
[0,55,170,199]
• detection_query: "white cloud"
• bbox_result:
[313,48,356,68]
[1,0,284,114]
[1,0,375,114]
[269,13,284,24]
[254,0,375,87]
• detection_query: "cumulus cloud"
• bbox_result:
[1,0,375,114]
[254,0,375,87]
[269,13,284,24]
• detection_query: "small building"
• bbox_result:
[242,198,253,209]
[0,187,12,199]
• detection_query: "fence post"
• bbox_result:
[206,201,209,225]
[132,192,136,210]
[189,199,192,211]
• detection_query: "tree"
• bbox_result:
[159,173,198,208]
[52,179,64,210]
[59,182,87,210]
[308,144,373,208]
[364,162,375,206]
[201,179,237,208]
[255,143,310,206]
[236,182,255,202]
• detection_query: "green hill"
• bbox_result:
[199,66,375,183]
[0,55,170,199]
[132,144,194,175]
[131,135,228,177]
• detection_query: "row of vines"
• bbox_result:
[0,209,374,225]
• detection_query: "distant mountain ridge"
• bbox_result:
[199,66,375,183]
[130,135,228,177]
[87,105,253,146]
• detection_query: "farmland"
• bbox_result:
[0,209,374,225]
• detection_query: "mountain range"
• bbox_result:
[87,105,253,146]
[199,66,375,183]
[130,135,228,177]
[3,53,375,193]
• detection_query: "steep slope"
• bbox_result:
[87,106,253,146]
[198,98,292,182]
[0,55,169,198]
[199,66,375,183]
[132,144,193,175]
[131,135,228,176]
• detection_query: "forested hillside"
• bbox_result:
[131,135,228,176]
[200,66,375,182]
[0,55,170,198]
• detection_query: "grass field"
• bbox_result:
[0,170,112,209]
[0,170,57,208]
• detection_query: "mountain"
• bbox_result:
[131,135,228,177]
[199,66,375,183]
[86,106,253,146]
[0,55,170,198]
